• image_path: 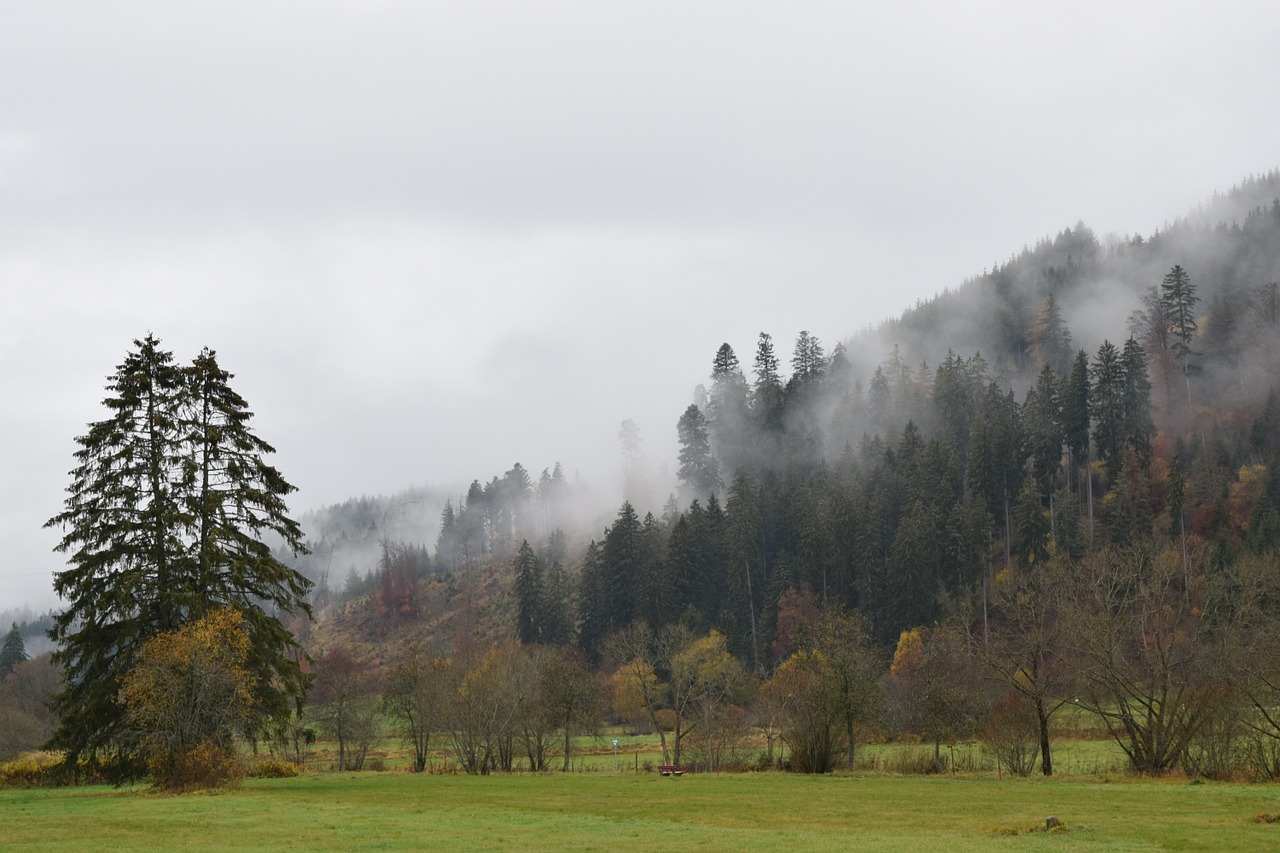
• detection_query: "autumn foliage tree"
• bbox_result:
[120,608,257,789]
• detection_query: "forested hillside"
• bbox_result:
[309,172,1280,650]
[286,172,1280,777]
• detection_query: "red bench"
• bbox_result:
[658,764,685,777]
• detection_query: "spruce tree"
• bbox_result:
[1026,292,1074,376]
[44,336,311,770]
[0,623,28,679]
[790,331,826,385]
[1119,338,1155,468]
[751,332,784,430]
[183,348,311,726]
[513,540,543,645]
[676,404,721,503]
[1160,265,1199,408]
[1061,350,1091,473]
[1089,340,1125,476]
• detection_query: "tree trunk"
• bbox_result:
[562,715,572,772]
[845,712,856,770]
[1036,695,1052,776]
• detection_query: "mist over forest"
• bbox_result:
[295,171,1280,645]
[11,169,1280,781]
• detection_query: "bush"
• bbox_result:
[982,693,1040,777]
[1180,714,1248,781]
[156,744,245,792]
[247,757,300,779]
[1249,736,1280,781]
[0,754,59,787]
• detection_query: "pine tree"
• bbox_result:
[1119,338,1154,468]
[602,502,644,632]
[1026,292,1074,376]
[1160,265,1199,409]
[790,331,826,385]
[0,623,28,679]
[1012,481,1051,567]
[1089,340,1125,476]
[540,558,574,647]
[44,336,311,771]
[868,366,892,429]
[676,404,721,503]
[751,332,784,430]
[1023,361,1064,494]
[183,348,311,725]
[707,343,750,477]
[512,540,543,645]
[1061,350,1091,473]
[576,541,609,661]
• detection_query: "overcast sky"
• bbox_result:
[3,1,1278,611]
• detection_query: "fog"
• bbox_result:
[3,2,1279,609]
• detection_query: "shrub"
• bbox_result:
[0,754,59,788]
[159,743,244,792]
[982,693,1040,777]
[1250,736,1280,781]
[1181,710,1248,781]
[247,757,300,779]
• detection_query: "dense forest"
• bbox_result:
[218,171,1280,778]
[15,173,1280,779]
[302,171,1280,662]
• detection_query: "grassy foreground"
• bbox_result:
[3,771,1280,851]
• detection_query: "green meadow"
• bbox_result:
[4,770,1280,851]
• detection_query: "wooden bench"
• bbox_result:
[658,764,685,777]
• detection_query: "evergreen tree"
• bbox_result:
[576,541,609,660]
[1160,264,1199,408]
[601,502,644,633]
[0,623,28,679]
[182,348,311,722]
[1119,338,1154,468]
[540,558,574,647]
[751,332,784,430]
[513,540,543,645]
[827,342,852,389]
[1089,340,1125,476]
[1128,285,1176,409]
[435,501,460,572]
[723,472,766,671]
[44,336,311,771]
[707,343,750,477]
[790,331,826,386]
[868,366,892,429]
[1023,361,1063,494]
[1061,350,1091,474]
[1012,481,1051,567]
[1026,292,1073,376]
[676,404,721,503]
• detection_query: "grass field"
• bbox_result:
[4,769,1280,851]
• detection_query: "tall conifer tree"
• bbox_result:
[45,336,311,770]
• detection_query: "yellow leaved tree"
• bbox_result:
[120,608,258,790]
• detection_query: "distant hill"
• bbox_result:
[306,169,1280,664]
